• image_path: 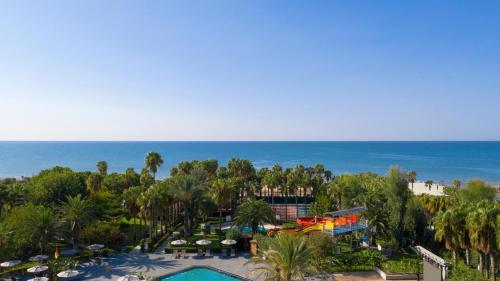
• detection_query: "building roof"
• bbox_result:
[324,207,366,217]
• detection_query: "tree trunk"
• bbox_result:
[479,253,484,273]
[284,192,288,221]
[219,208,223,234]
[183,205,190,238]
[133,216,137,242]
[452,249,458,267]
[465,248,471,266]
[490,253,496,281]
[295,193,299,219]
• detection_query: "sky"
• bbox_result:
[1,1,499,141]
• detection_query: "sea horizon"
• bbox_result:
[1,141,500,183]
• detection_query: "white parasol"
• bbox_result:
[0,260,21,267]
[57,269,81,278]
[195,239,212,246]
[27,277,49,281]
[87,244,104,251]
[27,265,49,273]
[221,239,237,246]
[170,240,187,246]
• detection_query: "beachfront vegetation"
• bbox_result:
[247,233,316,281]
[0,153,498,280]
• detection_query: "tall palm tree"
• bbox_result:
[425,180,433,191]
[281,168,293,220]
[85,173,102,193]
[235,199,275,233]
[467,201,499,280]
[246,233,316,281]
[408,171,416,192]
[452,204,472,265]
[96,161,108,176]
[60,194,92,248]
[328,179,345,211]
[145,151,164,180]
[29,207,60,254]
[210,178,233,233]
[123,186,144,242]
[433,209,461,266]
[167,170,208,237]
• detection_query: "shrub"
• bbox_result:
[381,259,419,273]
[225,228,241,240]
[80,221,125,249]
[447,262,488,281]
[308,232,336,258]
[322,249,384,272]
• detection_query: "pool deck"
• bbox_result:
[80,252,257,280]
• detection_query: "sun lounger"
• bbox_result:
[205,249,211,257]
[197,248,203,256]
[181,249,187,258]
[173,249,179,258]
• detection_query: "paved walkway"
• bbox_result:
[80,252,256,280]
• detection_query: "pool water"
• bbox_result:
[240,226,268,233]
[161,267,243,281]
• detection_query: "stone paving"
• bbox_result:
[80,252,256,280]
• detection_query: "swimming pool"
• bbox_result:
[160,267,244,281]
[239,226,268,233]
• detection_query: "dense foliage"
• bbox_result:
[0,153,498,280]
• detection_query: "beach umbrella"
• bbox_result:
[27,265,49,273]
[117,274,140,281]
[221,239,237,246]
[0,260,21,267]
[57,269,80,278]
[29,255,49,262]
[27,277,49,281]
[170,240,187,246]
[87,244,104,251]
[195,239,212,246]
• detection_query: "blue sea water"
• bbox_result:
[0,141,499,183]
[160,267,242,281]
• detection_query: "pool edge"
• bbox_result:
[155,265,251,281]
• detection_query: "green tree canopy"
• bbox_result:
[29,167,86,205]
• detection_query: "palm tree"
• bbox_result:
[246,233,316,281]
[408,171,416,192]
[168,170,208,237]
[467,201,499,280]
[85,173,102,193]
[452,204,472,266]
[452,179,461,189]
[145,151,164,180]
[425,180,433,191]
[433,209,461,266]
[210,178,233,233]
[123,186,144,242]
[60,194,92,248]
[235,199,275,233]
[328,179,345,210]
[281,168,293,220]
[30,207,60,254]
[96,161,108,176]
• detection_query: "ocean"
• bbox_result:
[0,141,499,183]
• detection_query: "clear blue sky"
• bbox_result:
[1,1,499,141]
